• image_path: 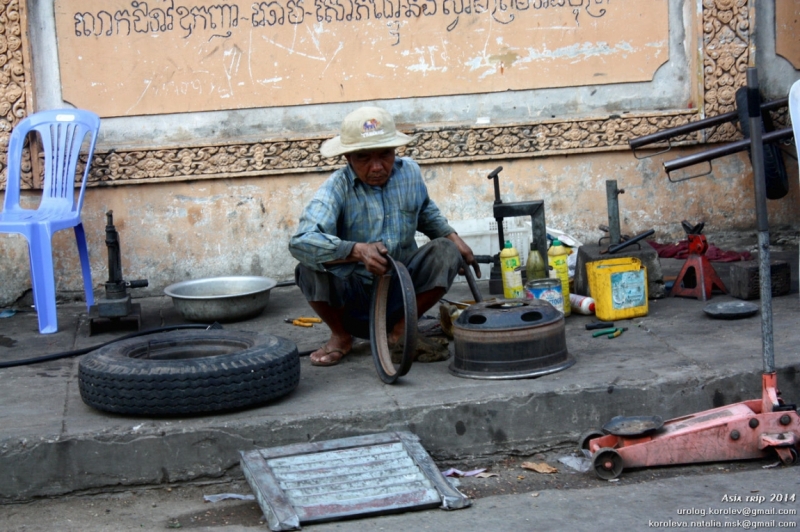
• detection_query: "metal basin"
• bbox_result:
[164,276,277,322]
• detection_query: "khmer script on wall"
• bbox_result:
[55,0,668,117]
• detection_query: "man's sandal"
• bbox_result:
[310,345,349,367]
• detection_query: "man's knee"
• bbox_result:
[426,237,461,268]
[295,263,338,304]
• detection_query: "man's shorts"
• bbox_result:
[294,238,461,338]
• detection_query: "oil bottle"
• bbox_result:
[548,239,571,316]
[499,240,524,299]
[526,245,547,281]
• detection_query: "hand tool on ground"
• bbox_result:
[591,328,617,338]
[284,317,320,327]
[606,327,628,339]
[585,321,614,330]
[583,68,799,481]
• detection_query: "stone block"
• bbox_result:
[727,260,791,300]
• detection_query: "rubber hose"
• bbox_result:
[1,323,316,369]
[0,324,216,369]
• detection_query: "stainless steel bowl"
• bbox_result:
[164,276,277,322]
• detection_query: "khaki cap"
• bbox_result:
[320,106,414,158]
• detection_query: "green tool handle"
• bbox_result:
[592,328,618,337]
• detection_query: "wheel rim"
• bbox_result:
[370,256,417,384]
[578,429,605,452]
[593,447,623,480]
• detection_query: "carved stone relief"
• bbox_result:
[703,0,751,143]
[0,0,30,190]
[1,0,777,189]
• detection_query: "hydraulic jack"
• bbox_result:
[584,68,799,480]
[89,211,148,335]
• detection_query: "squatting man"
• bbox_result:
[289,106,480,366]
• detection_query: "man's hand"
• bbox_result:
[446,233,481,278]
[351,241,390,276]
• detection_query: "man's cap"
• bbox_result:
[320,106,414,158]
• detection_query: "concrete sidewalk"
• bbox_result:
[1,257,799,502]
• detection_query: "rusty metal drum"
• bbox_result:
[449,298,574,379]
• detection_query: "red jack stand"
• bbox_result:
[669,234,727,301]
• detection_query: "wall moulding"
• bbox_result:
[0,0,773,190]
[83,110,705,186]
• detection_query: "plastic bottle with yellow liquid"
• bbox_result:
[548,239,571,316]
[499,241,524,299]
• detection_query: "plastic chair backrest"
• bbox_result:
[3,109,100,215]
[790,80,800,162]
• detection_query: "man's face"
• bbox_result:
[345,148,396,187]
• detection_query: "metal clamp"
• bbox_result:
[370,255,417,384]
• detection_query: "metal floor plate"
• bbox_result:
[240,431,470,531]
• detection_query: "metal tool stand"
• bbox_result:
[585,69,799,480]
[485,166,548,295]
[89,211,149,335]
[605,180,624,246]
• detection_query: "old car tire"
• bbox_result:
[78,330,299,415]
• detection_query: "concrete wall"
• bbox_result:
[0,0,798,307]
[1,148,797,304]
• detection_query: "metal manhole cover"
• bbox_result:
[240,431,470,531]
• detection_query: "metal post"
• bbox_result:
[746,68,774,375]
[606,180,622,245]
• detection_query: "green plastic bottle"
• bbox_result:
[526,245,547,282]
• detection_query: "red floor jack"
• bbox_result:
[583,68,800,480]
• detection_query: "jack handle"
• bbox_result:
[663,127,793,182]
[628,97,788,160]
[487,166,504,204]
[601,229,655,255]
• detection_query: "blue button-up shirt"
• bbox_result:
[289,157,454,279]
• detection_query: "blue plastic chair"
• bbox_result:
[0,109,100,333]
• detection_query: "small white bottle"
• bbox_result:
[570,294,596,315]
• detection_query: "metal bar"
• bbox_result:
[663,127,793,174]
[747,68,774,375]
[240,450,301,531]
[606,180,621,246]
[461,257,483,302]
[256,433,404,460]
[606,229,655,255]
[629,97,789,149]
[397,432,471,510]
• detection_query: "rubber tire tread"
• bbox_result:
[78,330,299,415]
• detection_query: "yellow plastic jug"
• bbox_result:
[587,257,649,321]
